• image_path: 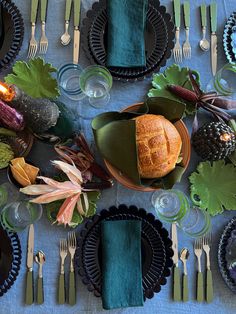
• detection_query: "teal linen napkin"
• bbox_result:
[101,220,143,310]
[107,0,147,68]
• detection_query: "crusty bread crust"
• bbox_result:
[134,114,182,178]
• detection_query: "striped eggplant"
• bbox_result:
[0,99,24,131]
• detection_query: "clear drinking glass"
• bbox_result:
[57,63,86,101]
[206,63,236,98]
[151,189,211,237]
[178,206,211,238]
[151,189,189,222]
[79,65,113,108]
[0,201,43,232]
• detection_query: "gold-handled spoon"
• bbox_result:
[35,251,46,304]
[180,248,190,302]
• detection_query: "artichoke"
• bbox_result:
[0,142,14,169]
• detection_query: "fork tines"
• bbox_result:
[39,22,48,55]
[60,238,68,253]
[203,233,212,245]
[68,232,77,248]
[173,29,182,63]
[183,42,191,60]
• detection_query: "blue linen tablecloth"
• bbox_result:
[0,0,236,313]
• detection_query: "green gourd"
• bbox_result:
[10,86,60,134]
[48,101,75,139]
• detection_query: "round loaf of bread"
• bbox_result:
[134,114,182,178]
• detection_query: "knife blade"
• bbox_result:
[27,224,34,269]
[73,0,81,64]
[25,224,34,305]
[171,223,178,266]
[171,223,181,301]
[211,34,217,76]
[73,29,80,64]
[210,2,217,76]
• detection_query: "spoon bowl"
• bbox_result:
[180,247,190,263]
[35,250,46,266]
[61,34,71,46]
[200,38,210,51]
[61,21,71,46]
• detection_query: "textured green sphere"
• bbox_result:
[192,122,236,161]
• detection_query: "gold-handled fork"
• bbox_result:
[58,239,67,304]
[203,233,213,303]
[194,238,204,302]
[39,0,48,54]
[28,0,39,58]
[68,232,77,305]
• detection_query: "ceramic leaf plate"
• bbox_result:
[218,217,236,293]
[5,58,60,99]
[189,160,236,216]
[223,12,236,63]
[75,204,173,300]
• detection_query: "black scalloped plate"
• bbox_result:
[0,224,21,296]
[82,0,174,82]
[223,12,236,63]
[0,0,24,71]
[218,217,236,293]
[75,204,173,300]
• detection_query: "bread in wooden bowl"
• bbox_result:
[134,114,182,178]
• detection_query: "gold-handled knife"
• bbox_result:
[210,2,217,76]
[171,223,181,301]
[73,0,81,64]
[25,224,34,305]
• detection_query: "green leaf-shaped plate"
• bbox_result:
[148,64,200,116]
[189,160,236,216]
[46,191,101,228]
[5,57,60,99]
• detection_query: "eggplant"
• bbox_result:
[0,100,24,131]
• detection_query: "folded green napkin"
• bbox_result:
[101,220,143,310]
[107,0,147,68]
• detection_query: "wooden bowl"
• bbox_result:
[0,129,34,171]
[104,103,191,192]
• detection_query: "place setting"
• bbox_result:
[0,0,236,312]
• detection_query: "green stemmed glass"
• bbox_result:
[1,200,43,232]
[79,65,113,108]
[151,189,211,238]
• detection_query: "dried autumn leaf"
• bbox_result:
[20,160,96,226]
[189,160,236,216]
